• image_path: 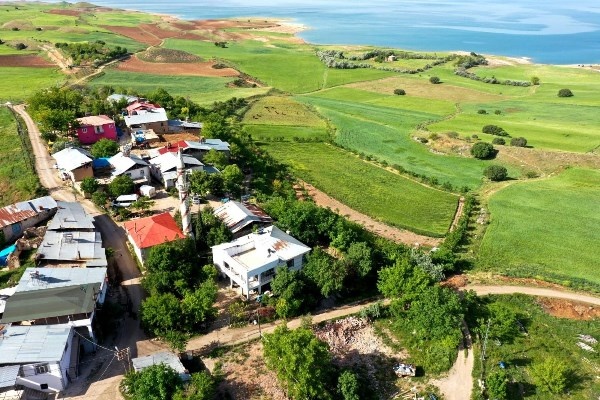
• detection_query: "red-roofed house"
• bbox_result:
[76,115,117,144]
[123,212,184,264]
[157,140,188,156]
[126,101,161,116]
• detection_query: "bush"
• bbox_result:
[510,137,528,147]
[429,76,441,84]
[482,124,509,136]
[40,131,57,142]
[15,43,26,50]
[494,109,502,115]
[477,109,487,114]
[484,165,508,181]
[470,142,495,159]
[91,138,119,158]
[393,88,406,95]
[446,131,459,139]
[492,137,505,145]
[81,177,99,195]
[531,76,540,85]
[108,175,134,197]
[557,88,573,97]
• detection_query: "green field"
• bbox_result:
[478,168,600,286]
[0,67,63,102]
[164,38,395,93]
[261,141,458,237]
[89,70,270,105]
[0,107,41,206]
[475,294,600,400]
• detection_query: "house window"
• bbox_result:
[286,259,294,269]
[82,128,87,133]
[34,364,49,375]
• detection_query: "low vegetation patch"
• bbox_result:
[136,46,202,63]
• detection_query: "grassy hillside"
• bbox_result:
[261,141,459,237]
[478,168,600,287]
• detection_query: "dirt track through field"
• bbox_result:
[299,181,443,247]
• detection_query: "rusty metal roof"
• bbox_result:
[0,196,57,230]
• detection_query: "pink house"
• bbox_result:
[126,101,161,116]
[76,115,118,144]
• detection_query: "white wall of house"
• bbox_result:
[15,329,74,393]
[127,234,149,265]
[119,166,150,182]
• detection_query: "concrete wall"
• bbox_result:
[121,166,151,182]
[69,164,94,182]
[77,123,117,145]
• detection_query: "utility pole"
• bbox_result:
[256,309,262,338]
[115,346,131,373]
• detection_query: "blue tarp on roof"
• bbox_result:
[92,157,110,169]
[0,245,16,266]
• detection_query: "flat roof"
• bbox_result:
[16,267,107,292]
[0,324,72,364]
[77,115,113,127]
[47,201,95,231]
[0,365,20,389]
[132,351,189,378]
[36,231,107,268]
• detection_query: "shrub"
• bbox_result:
[11,27,19,31]
[393,88,406,95]
[484,165,508,181]
[510,137,528,147]
[40,131,57,142]
[494,109,502,115]
[531,76,540,85]
[471,134,479,139]
[525,171,539,179]
[477,109,487,114]
[81,177,99,195]
[492,137,505,145]
[15,43,26,50]
[470,142,495,159]
[446,131,459,139]
[482,125,509,137]
[557,88,573,97]
[429,76,441,84]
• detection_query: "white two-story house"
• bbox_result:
[211,226,311,298]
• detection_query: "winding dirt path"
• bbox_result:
[299,181,443,247]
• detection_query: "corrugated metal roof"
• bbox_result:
[109,152,148,177]
[0,365,20,388]
[150,152,203,174]
[0,287,16,315]
[52,148,93,172]
[168,120,202,129]
[107,94,138,104]
[0,324,72,364]
[132,351,190,381]
[214,201,272,234]
[47,202,95,231]
[184,139,229,152]
[0,196,57,230]
[1,282,101,323]
[36,231,106,268]
[16,267,106,292]
[124,108,168,126]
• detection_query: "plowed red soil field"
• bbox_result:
[0,55,54,67]
[117,55,239,77]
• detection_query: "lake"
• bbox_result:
[39,0,600,64]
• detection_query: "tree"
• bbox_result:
[40,131,57,143]
[492,137,505,145]
[482,125,509,137]
[174,371,216,400]
[510,137,528,147]
[91,191,108,207]
[189,170,211,198]
[80,177,98,195]
[429,76,441,84]
[222,164,244,197]
[140,293,183,337]
[108,175,134,197]
[483,165,508,181]
[181,280,218,329]
[393,88,406,95]
[131,196,155,215]
[271,266,306,318]
[143,239,201,296]
[202,149,228,170]
[470,142,495,159]
[377,259,433,312]
[557,88,573,97]
[486,369,509,400]
[531,76,540,85]
[303,248,347,297]
[529,357,570,394]
[91,138,119,158]
[487,303,520,343]
[263,325,334,400]
[121,363,183,400]
[51,140,68,154]
[337,370,360,400]
[345,241,373,278]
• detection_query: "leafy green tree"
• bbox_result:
[201,114,232,141]
[92,191,108,208]
[189,170,211,198]
[531,76,540,85]
[429,76,441,84]
[174,371,216,400]
[303,248,347,297]
[181,281,218,328]
[337,370,360,400]
[194,206,232,251]
[271,267,306,318]
[222,164,244,197]
[140,293,183,337]
[80,177,98,195]
[487,303,520,343]
[486,369,509,400]
[143,239,201,296]
[482,125,509,137]
[483,165,508,182]
[263,325,334,400]
[557,88,573,97]
[470,142,495,159]
[529,357,570,394]
[40,131,57,143]
[492,137,505,145]
[345,241,373,278]
[51,140,69,154]
[108,175,134,197]
[377,259,433,311]
[121,363,183,400]
[91,138,119,158]
[510,137,528,147]
[202,149,228,170]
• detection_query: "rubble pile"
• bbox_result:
[6,226,46,269]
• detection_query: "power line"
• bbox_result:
[72,328,119,354]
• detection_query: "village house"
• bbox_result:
[167,119,202,135]
[148,139,230,162]
[0,196,57,243]
[0,324,77,393]
[108,151,151,184]
[126,100,161,116]
[212,226,311,298]
[124,108,169,134]
[213,201,273,238]
[123,212,184,265]
[52,147,93,182]
[131,352,191,382]
[149,152,205,188]
[0,267,108,353]
[75,115,117,145]
[47,202,95,232]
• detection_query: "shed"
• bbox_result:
[132,351,190,382]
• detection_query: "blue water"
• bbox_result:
[42,1,600,64]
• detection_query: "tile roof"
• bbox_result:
[52,147,93,172]
[47,201,95,231]
[76,115,113,127]
[0,324,72,364]
[126,101,160,114]
[124,212,184,249]
[1,282,101,323]
[156,140,188,155]
[0,196,57,230]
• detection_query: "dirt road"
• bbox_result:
[432,322,473,400]
[464,285,600,306]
